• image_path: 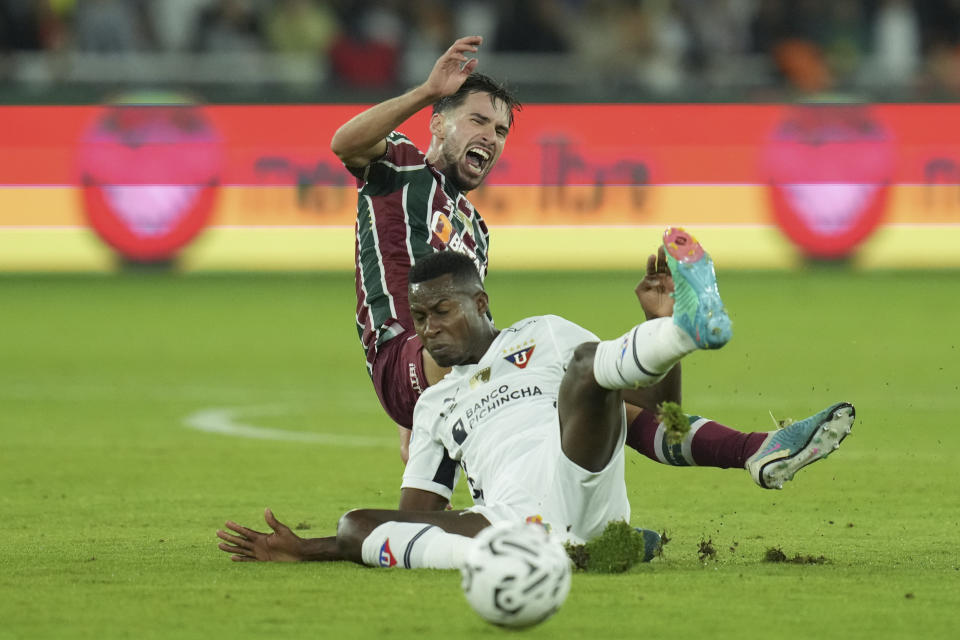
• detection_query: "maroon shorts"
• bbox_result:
[370,330,428,429]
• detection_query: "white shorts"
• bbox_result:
[466,412,631,545]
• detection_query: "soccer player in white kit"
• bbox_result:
[403,310,632,545]
[217,231,855,568]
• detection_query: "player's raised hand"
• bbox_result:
[216,508,304,562]
[635,246,675,320]
[422,36,482,100]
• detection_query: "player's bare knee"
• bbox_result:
[568,342,599,382]
[336,509,375,561]
[563,342,609,398]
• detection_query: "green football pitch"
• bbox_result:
[2,268,958,639]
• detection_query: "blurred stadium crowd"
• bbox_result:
[2,0,960,101]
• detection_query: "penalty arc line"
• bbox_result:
[183,405,395,448]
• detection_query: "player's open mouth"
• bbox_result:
[464,146,491,176]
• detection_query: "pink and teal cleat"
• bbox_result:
[662,227,732,349]
[746,402,856,489]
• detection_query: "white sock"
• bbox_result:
[593,318,698,390]
[360,522,472,569]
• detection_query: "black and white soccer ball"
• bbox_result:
[460,520,572,628]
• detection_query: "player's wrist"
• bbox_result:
[298,536,343,562]
[412,82,444,105]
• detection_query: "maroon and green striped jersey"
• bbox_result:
[350,131,490,374]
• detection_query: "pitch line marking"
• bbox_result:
[183,405,394,448]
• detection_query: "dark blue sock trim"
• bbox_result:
[630,326,664,378]
[403,525,434,569]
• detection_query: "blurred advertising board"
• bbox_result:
[1,103,959,271]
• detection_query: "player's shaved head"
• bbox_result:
[409,251,483,291]
[408,251,496,367]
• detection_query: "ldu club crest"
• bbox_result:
[504,345,535,369]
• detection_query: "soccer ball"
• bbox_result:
[460,521,572,628]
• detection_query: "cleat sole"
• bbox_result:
[662,227,732,349]
[759,403,855,489]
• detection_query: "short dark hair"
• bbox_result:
[409,251,483,288]
[432,73,522,127]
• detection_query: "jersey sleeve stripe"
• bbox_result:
[380,159,427,172]
[364,193,400,332]
[431,451,459,490]
[402,181,416,277]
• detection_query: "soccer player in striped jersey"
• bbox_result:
[331,36,520,461]
[330,36,842,486]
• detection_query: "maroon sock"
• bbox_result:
[689,420,768,469]
[626,410,767,468]
[625,409,661,462]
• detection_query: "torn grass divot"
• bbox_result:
[658,401,689,446]
[565,521,653,573]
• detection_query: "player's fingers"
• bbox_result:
[646,253,657,275]
[218,543,255,560]
[264,508,288,533]
[657,246,669,273]
[453,44,479,55]
[461,58,479,74]
[231,555,258,562]
[217,530,253,549]
[441,52,469,67]
[454,35,482,48]
[216,529,241,543]
[224,521,262,539]
[448,41,479,58]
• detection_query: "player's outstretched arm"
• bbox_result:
[330,36,483,168]
[216,508,341,562]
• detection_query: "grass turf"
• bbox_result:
[1,268,959,639]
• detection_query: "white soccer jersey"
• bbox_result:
[402,314,631,542]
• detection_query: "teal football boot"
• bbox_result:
[746,402,856,489]
[662,227,732,349]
